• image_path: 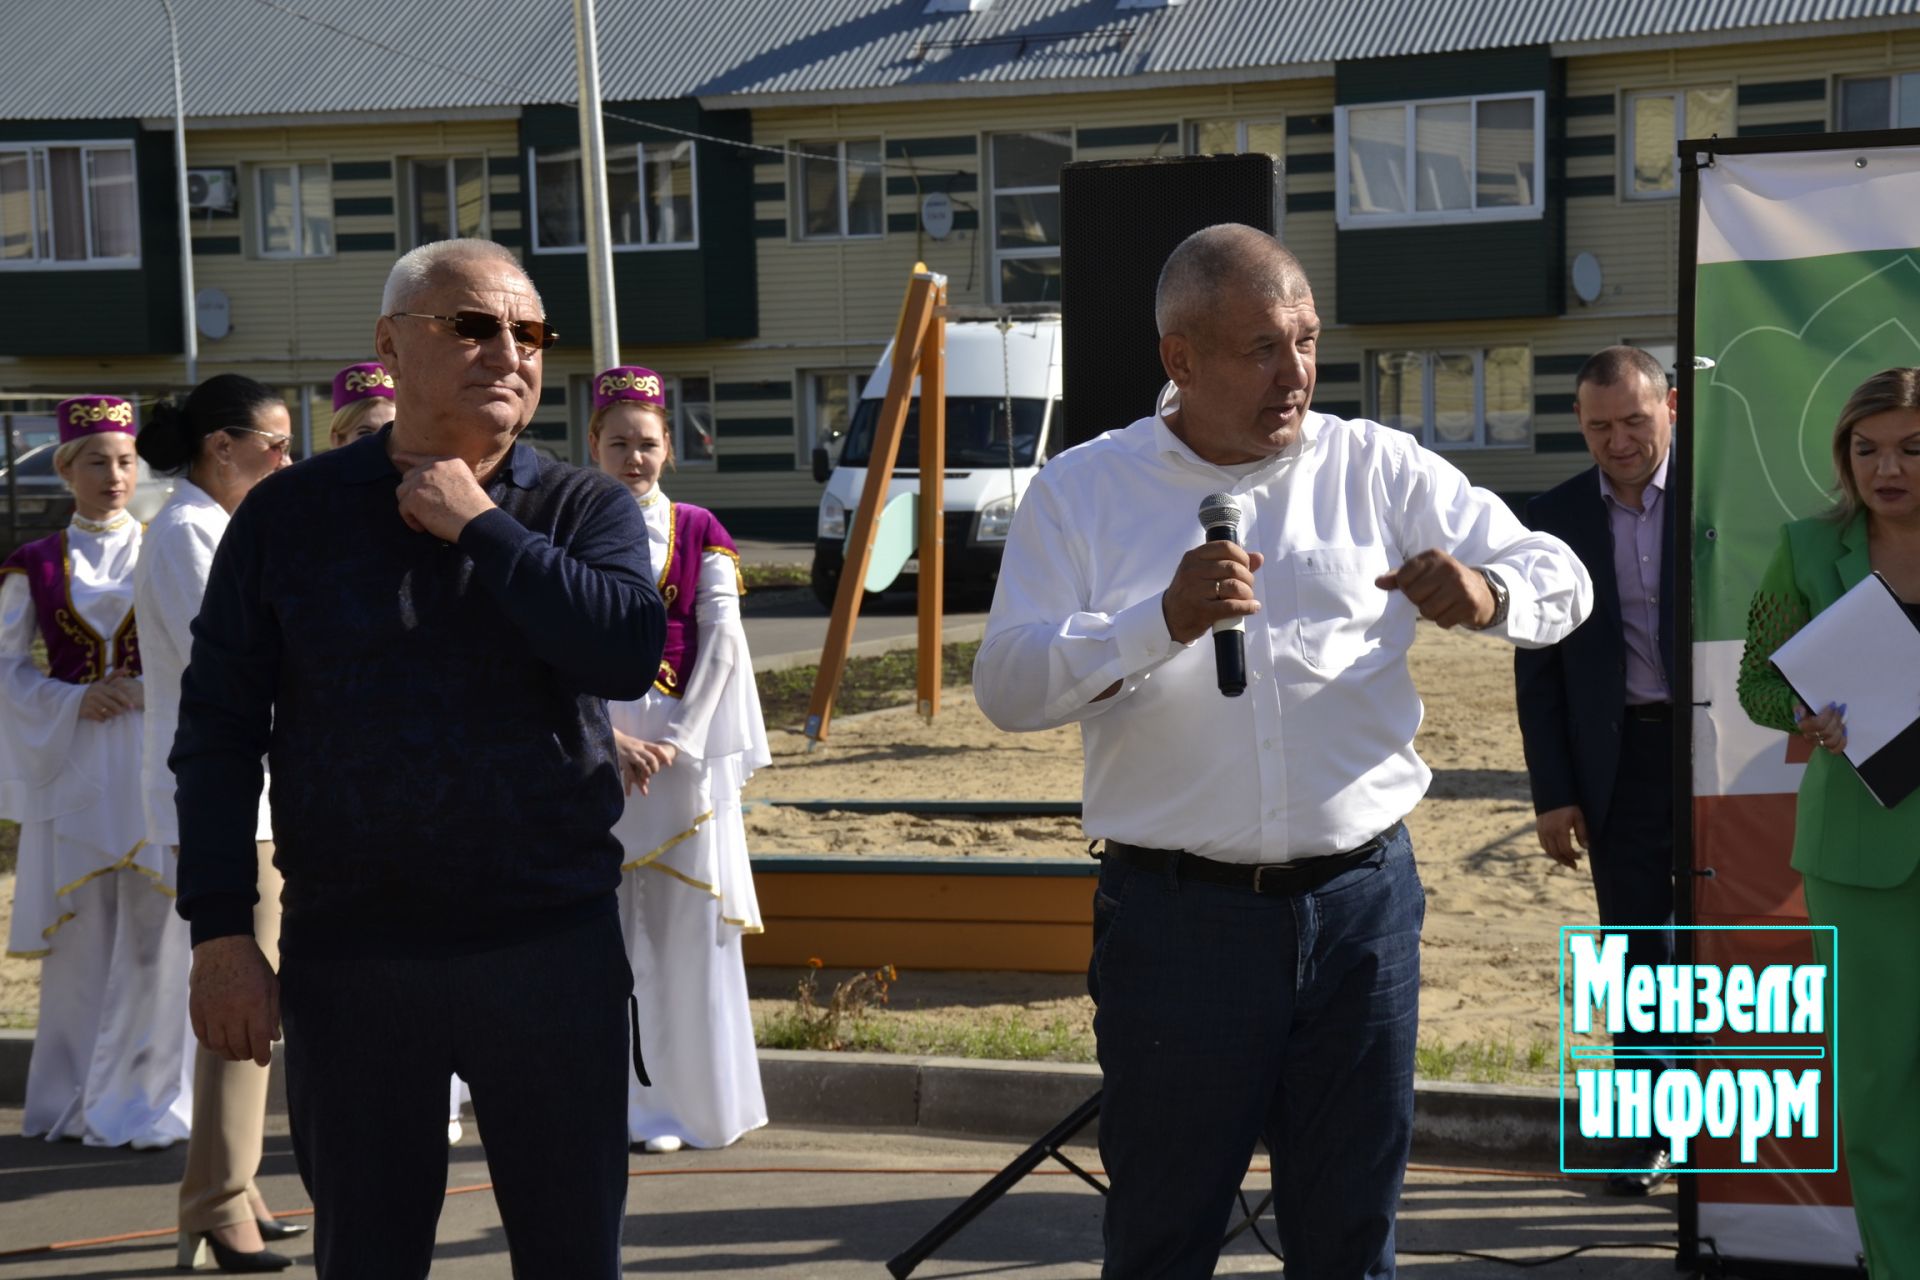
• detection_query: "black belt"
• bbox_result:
[1626,703,1672,723]
[1103,823,1402,896]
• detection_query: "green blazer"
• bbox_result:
[1737,513,1920,888]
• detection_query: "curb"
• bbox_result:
[0,1031,1601,1164]
[751,621,986,675]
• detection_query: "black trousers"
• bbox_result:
[1589,717,1677,1080]
[279,907,634,1279]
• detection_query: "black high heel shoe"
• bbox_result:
[176,1230,293,1273]
[255,1218,309,1242]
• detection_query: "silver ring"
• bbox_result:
[1214,579,1223,598]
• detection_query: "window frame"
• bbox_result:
[405,154,491,248]
[1184,117,1286,157]
[798,367,868,467]
[792,138,886,242]
[0,139,143,271]
[1621,86,1732,201]
[1370,346,1533,452]
[1834,71,1920,131]
[665,372,716,470]
[253,160,334,261]
[986,129,1072,305]
[1333,91,1546,229]
[526,139,700,255]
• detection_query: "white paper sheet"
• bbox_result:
[1769,573,1920,791]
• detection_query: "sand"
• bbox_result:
[1,622,1600,1068]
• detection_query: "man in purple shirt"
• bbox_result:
[1515,346,1677,1195]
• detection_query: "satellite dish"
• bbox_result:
[195,287,231,340]
[1571,252,1603,305]
[922,192,954,240]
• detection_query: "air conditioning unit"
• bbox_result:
[186,168,236,212]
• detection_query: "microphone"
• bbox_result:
[1198,492,1247,697]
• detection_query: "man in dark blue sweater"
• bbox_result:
[173,239,664,1278]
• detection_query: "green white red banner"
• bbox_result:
[1689,140,1920,1270]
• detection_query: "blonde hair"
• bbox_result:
[1829,367,1920,524]
[52,432,133,481]
[329,398,388,448]
[588,401,674,468]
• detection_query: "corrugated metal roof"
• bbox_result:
[2,0,1916,121]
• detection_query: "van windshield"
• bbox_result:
[837,396,1046,469]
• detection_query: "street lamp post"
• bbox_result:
[161,0,197,387]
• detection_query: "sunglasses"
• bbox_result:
[225,426,292,453]
[388,310,558,353]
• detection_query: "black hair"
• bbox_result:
[137,373,285,474]
[1574,346,1670,403]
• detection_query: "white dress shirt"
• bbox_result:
[974,395,1593,864]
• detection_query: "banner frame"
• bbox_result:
[1676,124,1920,1279]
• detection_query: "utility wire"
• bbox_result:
[244,0,974,180]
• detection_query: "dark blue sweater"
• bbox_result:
[171,428,664,948]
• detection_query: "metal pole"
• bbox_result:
[4,413,17,552]
[161,0,198,386]
[572,0,619,373]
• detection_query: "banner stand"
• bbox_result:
[1678,125,1920,1279]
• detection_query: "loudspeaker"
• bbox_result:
[1058,154,1281,451]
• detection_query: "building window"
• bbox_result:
[989,130,1071,303]
[1837,72,1920,130]
[408,156,488,246]
[795,140,884,239]
[0,142,140,267]
[1335,93,1544,228]
[801,368,866,464]
[1187,119,1285,157]
[530,141,698,252]
[1372,346,1531,450]
[1624,88,1732,198]
[255,162,332,258]
[666,374,714,466]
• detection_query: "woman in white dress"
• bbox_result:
[134,374,302,1273]
[1,395,191,1150]
[588,365,770,1152]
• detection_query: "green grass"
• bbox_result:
[756,639,981,731]
[0,819,15,877]
[758,1009,1095,1064]
[1415,1037,1557,1085]
[741,561,811,592]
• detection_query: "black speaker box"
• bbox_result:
[1058,154,1281,451]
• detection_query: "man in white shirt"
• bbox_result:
[974,224,1592,1278]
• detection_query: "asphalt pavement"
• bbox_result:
[735,542,988,673]
[0,1111,1680,1278]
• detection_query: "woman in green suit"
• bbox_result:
[1737,366,1920,1277]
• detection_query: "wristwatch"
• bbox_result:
[1473,567,1510,630]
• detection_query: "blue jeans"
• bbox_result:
[1090,826,1424,1279]
[279,907,634,1279]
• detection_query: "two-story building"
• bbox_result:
[5,1,1918,535]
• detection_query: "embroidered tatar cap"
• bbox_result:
[56,396,136,445]
[332,362,396,411]
[592,366,666,414]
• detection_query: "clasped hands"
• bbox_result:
[79,670,143,722]
[1160,543,1495,645]
[614,729,679,796]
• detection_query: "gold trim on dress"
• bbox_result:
[655,500,677,592]
[55,840,151,898]
[705,544,746,595]
[620,811,712,872]
[70,512,133,536]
